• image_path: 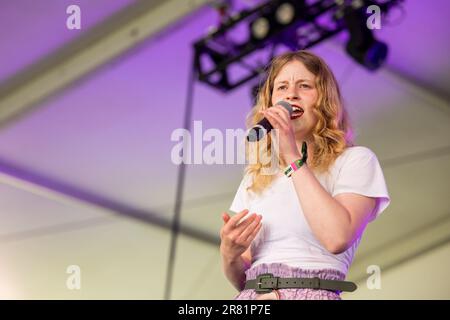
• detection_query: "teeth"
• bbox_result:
[292,106,303,112]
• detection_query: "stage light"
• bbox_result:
[194,0,402,92]
[250,16,271,40]
[343,3,389,70]
[346,39,388,71]
[249,1,305,43]
[275,2,295,25]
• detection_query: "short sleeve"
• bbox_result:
[332,147,390,221]
[229,173,252,213]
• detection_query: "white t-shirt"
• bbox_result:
[229,146,390,276]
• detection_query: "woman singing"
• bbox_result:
[219,50,390,300]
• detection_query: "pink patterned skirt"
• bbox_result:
[233,263,345,300]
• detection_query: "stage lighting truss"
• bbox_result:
[193,0,402,92]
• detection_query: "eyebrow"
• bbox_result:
[274,79,313,85]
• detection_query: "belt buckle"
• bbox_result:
[255,273,276,294]
[311,277,321,290]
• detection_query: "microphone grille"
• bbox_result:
[276,101,293,115]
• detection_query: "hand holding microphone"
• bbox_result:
[246,101,293,142]
[248,100,305,165]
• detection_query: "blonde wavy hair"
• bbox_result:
[245,50,354,194]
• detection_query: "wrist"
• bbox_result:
[284,158,306,177]
[220,248,239,262]
[284,142,308,178]
[285,142,308,165]
[285,152,301,164]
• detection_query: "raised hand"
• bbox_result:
[219,209,262,261]
[261,104,301,164]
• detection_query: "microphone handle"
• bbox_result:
[258,118,273,132]
[247,118,273,142]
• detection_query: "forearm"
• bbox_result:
[290,164,352,253]
[221,254,251,292]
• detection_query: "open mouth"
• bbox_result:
[290,105,304,119]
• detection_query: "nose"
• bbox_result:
[285,86,299,102]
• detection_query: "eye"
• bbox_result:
[300,83,311,89]
[277,85,287,90]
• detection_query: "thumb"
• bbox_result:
[222,212,230,224]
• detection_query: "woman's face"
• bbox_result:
[271,60,319,139]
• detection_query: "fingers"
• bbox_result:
[229,209,249,225]
[223,211,260,242]
[245,220,262,243]
[261,110,281,129]
[274,103,291,120]
[268,106,290,127]
[223,209,249,234]
[222,212,230,224]
[237,215,262,242]
[220,212,231,238]
[233,213,258,235]
[261,108,289,129]
[220,211,262,259]
[266,110,280,127]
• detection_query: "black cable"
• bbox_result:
[164,54,197,300]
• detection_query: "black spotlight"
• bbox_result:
[343,4,388,70]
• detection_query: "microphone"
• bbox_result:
[246,101,293,142]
